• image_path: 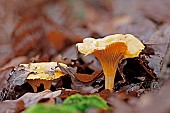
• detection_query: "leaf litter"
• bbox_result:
[0,0,170,113]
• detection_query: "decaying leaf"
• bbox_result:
[70,74,104,92]
[1,66,34,100]
[58,89,80,100]
[47,28,68,51]
[114,16,156,41]
[98,89,112,101]
[58,63,77,77]
[0,100,25,113]
[51,54,72,65]
[145,25,170,76]
[0,67,14,91]
[1,1,170,113]
[74,70,103,83]
[139,0,170,23]
[0,56,27,70]
[18,89,61,107]
[8,66,34,87]
[62,45,78,61]
[0,44,15,68]
[1,89,62,113]
[80,54,102,71]
[12,12,48,56]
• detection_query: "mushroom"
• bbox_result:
[20,62,67,92]
[76,34,145,91]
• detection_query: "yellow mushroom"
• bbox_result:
[20,62,67,92]
[76,34,145,91]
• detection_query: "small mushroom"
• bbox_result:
[20,62,67,92]
[76,34,145,91]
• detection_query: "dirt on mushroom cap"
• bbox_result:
[20,62,67,80]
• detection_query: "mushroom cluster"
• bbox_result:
[20,62,67,92]
[76,34,145,91]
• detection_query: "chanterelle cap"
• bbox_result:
[76,34,145,58]
[20,62,67,80]
[20,62,67,92]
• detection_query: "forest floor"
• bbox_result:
[0,0,170,113]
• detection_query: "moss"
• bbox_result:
[63,94,110,112]
[24,104,77,113]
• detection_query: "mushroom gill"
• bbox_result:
[93,42,127,90]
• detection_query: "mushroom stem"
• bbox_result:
[105,75,116,91]
[93,42,126,91]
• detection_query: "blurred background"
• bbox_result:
[0,0,169,68]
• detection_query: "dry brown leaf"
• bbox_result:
[0,56,27,70]
[18,89,61,107]
[0,67,13,91]
[0,100,25,113]
[75,70,103,83]
[47,28,67,51]
[80,54,102,71]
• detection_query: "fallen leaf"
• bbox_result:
[0,100,25,113]
[71,74,104,92]
[15,100,25,113]
[98,89,112,101]
[0,56,27,70]
[38,98,55,105]
[12,23,46,56]
[58,63,77,78]
[144,25,170,76]
[0,44,14,68]
[0,67,14,101]
[139,54,156,79]
[8,66,34,87]
[116,16,156,41]
[62,45,78,60]
[135,77,170,113]
[0,67,13,91]
[58,89,80,100]
[1,66,34,100]
[139,0,170,23]
[108,97,133,113]
[18,89,61,107]
[11,12,58,57]
[80,54,102,71]
[47,28,68,51]
[81,85,103,94]
[51,54,72,65]
[74,70,103,82]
